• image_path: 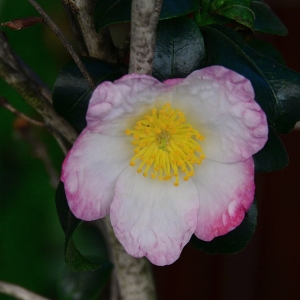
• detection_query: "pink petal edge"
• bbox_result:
[193,157,255,241]
[61,129,131,221]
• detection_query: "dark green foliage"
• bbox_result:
[253,127,289,172]
[251,0,288,35]
[55,182,102,271]
[57,261,112,300]
[197,0,287,36]
[153,17,206,81]
[94,0,200,31]
[197,0,254,29]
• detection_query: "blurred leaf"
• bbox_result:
[200,0,211,12]
[253,127,289,172]
[213,0,254,29]
[58,261,112,300]
[251,0,288,35]
[153,17,206,81]
[55,182,101,271]
[94,0,200,31]
[212,0,251,7]
[191,200,257,254]
[216,5,254,29]
[201,25,300,133]
[197,0,254,29]
[53,58,125,132]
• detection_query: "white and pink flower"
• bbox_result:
[61,66,268,266]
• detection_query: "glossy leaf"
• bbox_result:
[218,5,254,29]
[53,57,125,132]
[191,201,257,254]
[201,25,300,133]
[253,127,288,172]
[58,261,112,300]
[94,0,200,31]
[55,182,101,271]
[213,0,254,29]
[197,0,254,29]
[251,0,288,35]
[153,17,206,81]
[213,0,251,7]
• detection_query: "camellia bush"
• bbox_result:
[0,0,299,299]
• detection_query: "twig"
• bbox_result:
[47,127,70,155]
[14,118,60,188]
[129,0,163,74]
[60,0,88,56]
[0,31,78,145]
[0,96,44,127]
[1,17,44,30]
[26,0,95,89]
[61,0,117,62]
[0,280,50,300]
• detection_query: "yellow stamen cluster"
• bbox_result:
[125,103,205,186]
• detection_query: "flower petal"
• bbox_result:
[61,129,131,220]
[192,157,255,241]
[86,74,172,136]
[170,66,268,162]
[110,167,199,266]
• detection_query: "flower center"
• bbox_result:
[125,103,205,186]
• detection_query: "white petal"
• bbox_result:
[110,167,199,266]
[61,129,131,220]
[170,66,268,162]
[193,157,255,241]
[86,74,172,136]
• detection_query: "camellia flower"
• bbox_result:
[61,66,268,266]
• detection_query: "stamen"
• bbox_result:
[126,103,205,186]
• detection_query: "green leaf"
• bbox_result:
[214,0,251,7]
[197,0,253,29]
[191,200,257,254]
[200,0,211,12]
[55,182,101,271]
[94,0,200,31]
[58,261,113,300]
[53,57,125,132]
[215,5,254,29]
[251,0,288,35]
[253,127,289,172]
[153,17,206,81]
[201,25,300,133]
[194,11,230,28]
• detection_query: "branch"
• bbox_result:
[26,0,95,89]
[0,31,78,145]
[129,0,163,74]
[14,119,60,188]
[0,96,44,127]
[61,0,117,63]
[0,280,50,300]
[102,217,157,300]
[60,1,88,56]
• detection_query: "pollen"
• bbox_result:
[125,103,205,186]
